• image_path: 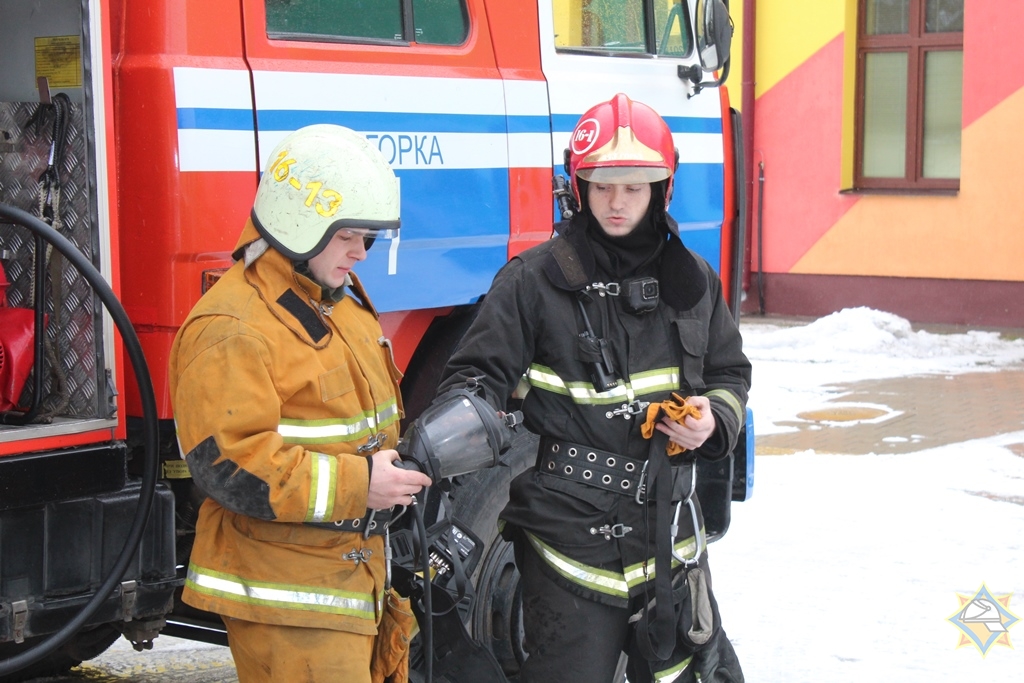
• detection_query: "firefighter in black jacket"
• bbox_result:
[438,94,751,683]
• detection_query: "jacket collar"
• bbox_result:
[543,215,708,312]
[243,243,332,348]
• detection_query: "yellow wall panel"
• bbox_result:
[755,0,846,97]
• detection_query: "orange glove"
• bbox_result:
[640,392,702,456]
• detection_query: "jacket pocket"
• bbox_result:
[320,366,355,402]
[673,318,708,391]
[370,588,414,683]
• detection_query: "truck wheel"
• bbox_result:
[0,625,121,682]
[450,427,536,677]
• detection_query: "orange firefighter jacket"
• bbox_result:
[169,221,404,635]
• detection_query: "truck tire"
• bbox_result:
[0,625,121,682]
[451,429,534,677]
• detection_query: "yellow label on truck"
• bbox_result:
[35,36,82,88]
[162,459,193,480]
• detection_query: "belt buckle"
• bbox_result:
[634,460,649,504]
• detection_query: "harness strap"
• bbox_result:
[537,436,694,503]
[550,237,589,290]
[645,417,678,661]
[306,507,392,535]
[537,436,644,496]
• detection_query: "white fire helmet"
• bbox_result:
[251,124,400,260]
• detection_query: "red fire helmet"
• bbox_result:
[566,93,678,205]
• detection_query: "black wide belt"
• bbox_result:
[537,437,646,497]
[306,508,392,535]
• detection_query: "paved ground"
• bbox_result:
[751,316,1024,510]
[757,368,1024,458]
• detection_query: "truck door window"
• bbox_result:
[552,0,692,57]
[412,0,468,45]
[557,0,692,56]
[655,0,690,56]
[265,0,468,46]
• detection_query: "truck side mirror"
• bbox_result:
[679,0,734,97]
[696,0,733,74]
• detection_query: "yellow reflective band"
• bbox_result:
[526,365,680,406]
[278,399,399,444]
[527,528,706,596]
[186,564,375,620]
[704,388,743,424]
[655,656,693,682]
[525,533,629,599]
[623,528,706,587]
[305,453,337,523]
[629,367,682,394]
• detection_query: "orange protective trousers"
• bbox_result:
[224,618,374,683]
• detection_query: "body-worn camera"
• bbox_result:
[578,334,620,393]
[621,276,659,314]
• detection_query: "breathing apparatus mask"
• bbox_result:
[397,378,521,481]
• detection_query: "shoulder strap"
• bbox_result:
[550,237,589,290]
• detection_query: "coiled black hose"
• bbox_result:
[0,203,159,677]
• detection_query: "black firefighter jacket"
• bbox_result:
[439,217,751,608]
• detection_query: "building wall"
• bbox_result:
[737,0,1024,326]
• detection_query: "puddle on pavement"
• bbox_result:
[756,369,1024,456]
[796,406,890,422]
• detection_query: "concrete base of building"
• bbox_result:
[740,272,1024,329]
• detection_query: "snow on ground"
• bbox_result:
[744,307,1024,437]
[711,308,1024,682]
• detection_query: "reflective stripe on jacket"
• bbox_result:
[523,528,706,601]
[169,221,403,634]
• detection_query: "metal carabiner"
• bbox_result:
[384,527,393,590]
[670,464,702,567]
[634,460,649,504]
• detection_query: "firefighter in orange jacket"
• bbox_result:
[169,124,432,682]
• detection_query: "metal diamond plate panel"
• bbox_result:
[0,101,101,419]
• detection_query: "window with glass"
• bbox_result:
[552,0,692,57]
[856,0,963,190]
[265,0,468,46]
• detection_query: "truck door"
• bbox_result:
[539,0,727,271]
[237,0,511,314]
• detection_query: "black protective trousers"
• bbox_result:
[515,541,744,683]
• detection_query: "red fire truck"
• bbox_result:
[0,0,750,679]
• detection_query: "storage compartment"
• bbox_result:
[0,0,114,437]
[0,479,180,643]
